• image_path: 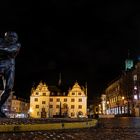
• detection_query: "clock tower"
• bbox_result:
[125,50,133,71]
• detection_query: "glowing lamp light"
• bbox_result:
[122,96,124,100]
[134,86,137,90]
[29,108,33,113]
[134,95,138,100]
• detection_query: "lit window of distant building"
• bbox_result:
[72,93,75,95]
[42,101,46,104]
[78,105,82,109]
[78,93,81,95]
[56,105,60,108]
[49,105,53,108]
[34,98,38,102]
[133,75,137,81]
[43,93,46,96]
[71,99,75,102]
[64,98,67,102]
[71,105,75,109]
[42,108,45,111]
[36,105,39,108]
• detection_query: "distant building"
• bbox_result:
[0,90,30,118]
[10,96,30,118]
[132,62,140,116]
[29,81,87,118]
[100,60,140,117]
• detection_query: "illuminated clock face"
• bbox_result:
[127,61,132,67]
[125,60,133,70]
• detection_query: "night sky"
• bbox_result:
[0,1,140,100]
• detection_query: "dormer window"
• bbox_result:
[72,92,75,95]
[36,92,39,95]
[78,93,81,95]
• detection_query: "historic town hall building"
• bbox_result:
[29,81,87,118]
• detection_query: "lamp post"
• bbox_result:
[107,101,110,114]
[122,96,125,114]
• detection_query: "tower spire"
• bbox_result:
[58,72,62,86]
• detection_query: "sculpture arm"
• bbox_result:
[0,43,21,58]
[0,43,21,53]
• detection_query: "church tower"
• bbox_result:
[125,49,133,71]
[58,72,62,86]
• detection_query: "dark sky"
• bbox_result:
[0,1,140,100]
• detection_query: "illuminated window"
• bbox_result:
[49,105,53,108]
[36,105,39,108]
[56,98,60,102]
[50,98,53,102]
[78,105,82,109]
[43,93,46,96]
[42,108,45,111]
[72,93,75,95]
[78,98,82,102]
[34,98,38,102]
[42,101,46,104]
[64,98,67,102]
[78,93,81,95]
[63,104,68,109]
[71,105,75,109]
[71,99,75,102]
[56,105,60,108]
[133,75,137,81]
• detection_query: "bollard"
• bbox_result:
[62,123,65,128]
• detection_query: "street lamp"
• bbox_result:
[122,96,125,114]
[106,101,110,114]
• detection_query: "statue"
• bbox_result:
[0,31,21,117]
